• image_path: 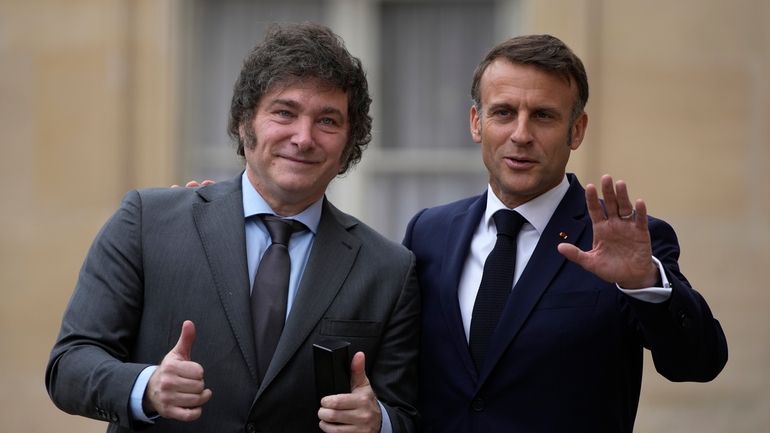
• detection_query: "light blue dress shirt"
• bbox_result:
[241,173,320,311]
[130,173,392,432]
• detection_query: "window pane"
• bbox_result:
[180,0,327,180]
[366,172,488,240]
[380,1,495,149]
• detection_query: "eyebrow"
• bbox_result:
[267,99,345,119]
[486,102,562,116]
[486,102,514,112]
[266,99,300,110]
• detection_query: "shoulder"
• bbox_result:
[410,194,482,226]
[126,175,242,211]
[405,193,483,237]
[325,201,413,262]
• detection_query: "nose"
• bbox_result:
[510,117,533,145]
[291,117,314,150]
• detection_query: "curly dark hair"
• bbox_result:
[471,34,589,122]
[228,22,372,175]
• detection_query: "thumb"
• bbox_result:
[171,320,196,361]
[557,242,583,265]
[350,351,370,390]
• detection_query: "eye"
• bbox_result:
[276,110,294,118]
[533,110,555,120]
[319,117,337,126]
[491,109,513,118]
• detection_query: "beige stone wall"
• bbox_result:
[0,1,178,432]
[0,1,767,432]
[524,1,770,431]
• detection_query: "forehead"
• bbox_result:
[479,59,576,108]
[260,78,349,113]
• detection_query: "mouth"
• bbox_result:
[278,154,318,165]
[504,156,536,170]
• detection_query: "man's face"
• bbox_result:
[242,79,349,215]
[471,59,587,208]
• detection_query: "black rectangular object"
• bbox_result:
[312,339,351,401]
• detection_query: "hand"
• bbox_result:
[557,174,658,289]
[144,320,213,421]
[318,352,382,433]
[170,180,215,188]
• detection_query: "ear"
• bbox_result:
[569,112,588,150]
[470,105,482,143]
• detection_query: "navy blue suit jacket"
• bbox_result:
[403,174,727,433]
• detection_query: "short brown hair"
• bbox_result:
[471,34,589,121]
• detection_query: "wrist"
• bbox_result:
[617,259,658,289]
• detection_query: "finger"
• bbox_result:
[318,419,344,433]
[171,320,196,361]
[167,406,203,422]
[151,385,212,422]
[164,405,204,423]
[200,388,213,405]
[319,418,361,432]
[160,390,208,412]
[600,174,619,217]
[161,372,207,392]
[349,351,369,390]
[557,242,586,266]
[200,179,215,186]
[584,183,605,223]
[634,199,649,231]
[317,407,339,425]
[164,387,212,408]
[170,184,180,188]
[184,180,201,188]
[614,180,633,218]
[557,243,598,277]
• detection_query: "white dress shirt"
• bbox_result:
[457,175,671,341]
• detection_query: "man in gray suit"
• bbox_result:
[45,23,419,433]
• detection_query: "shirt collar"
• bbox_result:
[241,172,322,234]
[484,175,570,235]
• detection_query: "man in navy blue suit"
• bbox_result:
[403,34,727,432]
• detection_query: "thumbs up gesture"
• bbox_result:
[144,320,213,421]
[318,352,382,433]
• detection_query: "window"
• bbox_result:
[179,0,516,240]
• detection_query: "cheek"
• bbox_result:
[486,131,511,158]
[321,137,348,160]
[544,143,572,170]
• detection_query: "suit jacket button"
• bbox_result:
[245,422,258,433]
[471,397,485,412]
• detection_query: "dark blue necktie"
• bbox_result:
[251,215,306,381]
[469,209,527,371]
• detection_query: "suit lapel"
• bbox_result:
[255,199,360,397]
[192,177,259,382]
[440,195,487,381]
[478,178,589,382]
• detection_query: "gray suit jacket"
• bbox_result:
[46,175,420,433]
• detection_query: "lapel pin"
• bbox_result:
[558,231,568,240]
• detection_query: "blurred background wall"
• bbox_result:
[1,0,767,432]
